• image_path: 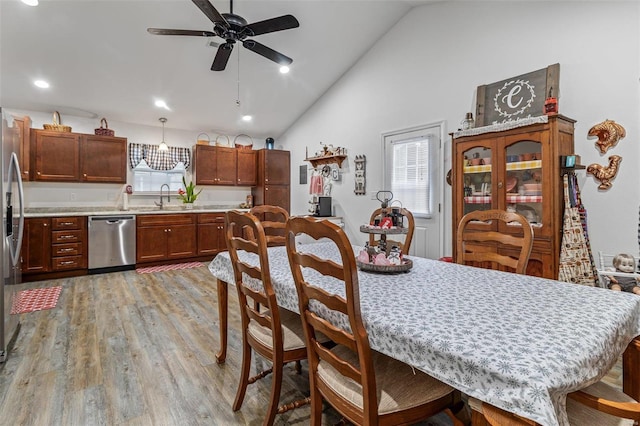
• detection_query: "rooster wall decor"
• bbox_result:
[587,155,622,190]
[588,119,626,154]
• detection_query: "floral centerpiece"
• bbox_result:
[177,177,202,208]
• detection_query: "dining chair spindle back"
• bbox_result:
[456,209,533,275]
[285,216,463,426]
[224,210,309,426]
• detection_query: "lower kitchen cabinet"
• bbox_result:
[136,214,197,263]
[22,216,87,280]
[197,213,225,256]
[22,218,51,273]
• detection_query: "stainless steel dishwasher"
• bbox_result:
[88,215,136,273]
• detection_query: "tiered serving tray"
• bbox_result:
[356,258,413,273]
[358,224,412,273]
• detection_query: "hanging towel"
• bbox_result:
[309,174,324,195]
[558,174,597,286]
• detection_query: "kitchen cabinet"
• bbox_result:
[32,130,81,181]
[12,115,31,181]
[451,115,576,279]
[252,149,290,213]
[236,150,257,185]
[136,214,197,263]
[22,216,87,279]
[193,145,238,186]
[22,218,51,273]
[51,216,87,270]
[80,134,127,183]
[197,213,226,256]
[30,129,127,183]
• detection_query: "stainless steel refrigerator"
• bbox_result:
[0,108,25,362]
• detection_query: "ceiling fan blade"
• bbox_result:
[242,39,292,66]
[147,28,216,37]
[243,15,299,36]
[192,0,229,26]
[211,43,234,71]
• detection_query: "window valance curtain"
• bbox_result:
[128,143,191,170]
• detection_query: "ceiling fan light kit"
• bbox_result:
[148,0,299,71]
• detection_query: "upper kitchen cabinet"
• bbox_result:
[252,149,290,212]
[80,135,127,183]
[32,130,81,181]
[30,129,127,183]
[236,149,257,186]
[193,145,256,186]
[12,115,31,181]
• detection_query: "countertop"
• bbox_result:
[24,205,248,218]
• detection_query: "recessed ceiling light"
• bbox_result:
[242,115,252,122]
[21,0,38,6]
[279,66,290,74]
[155,99,170,110]
[34,80,49,88]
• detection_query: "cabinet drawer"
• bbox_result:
[52,217,81,230]
[52,242,83,257]
[137,214,196,227]
[52,256,83,270]
[197,213,225,224]
[52,230,83,243]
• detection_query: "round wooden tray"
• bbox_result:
[360,225,409,235]
[356,258,413,273]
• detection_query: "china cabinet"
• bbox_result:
[451,115,576,279]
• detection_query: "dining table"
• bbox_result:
[208,241,640,426]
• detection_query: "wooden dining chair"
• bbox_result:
[367,207,415,255]
[469,380,640,425]
[285,216,463,426]
[224,210,310,426]
[456,209,533,275]
[250,205,289,246]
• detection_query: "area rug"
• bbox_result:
[11,286,62,315]
[136,262,205,274]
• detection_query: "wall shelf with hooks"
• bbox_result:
[305,154,347,169]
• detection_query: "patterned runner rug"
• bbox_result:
[11,286,62,314]
[136,262,205,274]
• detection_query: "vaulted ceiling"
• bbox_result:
[0,0,435,138]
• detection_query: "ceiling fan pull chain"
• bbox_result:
[236,48,241,106]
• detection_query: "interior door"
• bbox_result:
[383,122,443,259]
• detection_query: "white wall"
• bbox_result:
[280,1,640,258]
[8,109,251,210]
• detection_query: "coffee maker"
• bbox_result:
[317,196,332,217]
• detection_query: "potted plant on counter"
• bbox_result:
[177,177,202,209]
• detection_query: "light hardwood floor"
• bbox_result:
[0,265,349,425]
[0,265,622,425]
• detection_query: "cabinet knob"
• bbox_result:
[43,223,48,227]
[83,173,87,177]
[265,187,268,191]
[498,181,503,189]
[265,179,269,183]
[168,229,172,232]
[164,229,168,233]
[37,171,41,176]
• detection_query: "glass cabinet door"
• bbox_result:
[461,145,493,216]
[502,137,544,233]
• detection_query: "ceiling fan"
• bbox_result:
[147,0,299,71]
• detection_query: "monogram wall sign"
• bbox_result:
[476,64,559,126]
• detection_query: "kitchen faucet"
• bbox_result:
[155,184,170,209]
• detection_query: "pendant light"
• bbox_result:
[158,117,169,152]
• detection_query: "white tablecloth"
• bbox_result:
[209,242,640,426]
